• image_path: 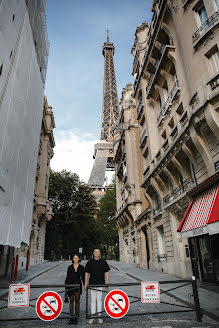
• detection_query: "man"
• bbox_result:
[84,249,110,324]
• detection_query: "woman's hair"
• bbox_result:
[72,254,81,263]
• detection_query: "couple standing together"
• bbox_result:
[65,249,110,325]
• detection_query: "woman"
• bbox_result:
[65,254,85,325]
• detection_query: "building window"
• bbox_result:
[158,96,162,110]
[36,237,39,251]
[157,225,165,255]
[214,0,219,10]
[163,85,168,102]
[196,3,208,27]
[12,14,15,22]
[208,47,219,73]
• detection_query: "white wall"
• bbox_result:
[0,0,44,247]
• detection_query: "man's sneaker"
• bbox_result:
[88,319,94,325]
[98,318,103,324]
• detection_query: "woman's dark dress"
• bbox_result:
[65,264,85,296]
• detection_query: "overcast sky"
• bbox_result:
[45,0,153,182]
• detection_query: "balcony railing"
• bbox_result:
[157,254,167,262]
[146,42,172,97]
[152,205,161,217]
[157,79,180,125]
[123,171,127,182]
[137,98,143,118]
[134,73,140,93]
[207,72,219,91]
[163,177,196,205]
[140,129,147,148]
[132,51,139,74]
[116,158,123,176]
[192,11,219,44]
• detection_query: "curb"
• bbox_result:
[0,262,62,299]
[109,263,219,322]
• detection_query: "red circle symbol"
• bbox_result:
[36,291,63,321]
[104,289,129,319]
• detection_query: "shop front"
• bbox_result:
[177,174,219,285]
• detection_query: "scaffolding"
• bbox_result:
[25,0,49,87]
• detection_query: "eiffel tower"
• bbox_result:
[88,31,119,200]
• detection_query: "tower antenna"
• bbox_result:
[107,28,109,42]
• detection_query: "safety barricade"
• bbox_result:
[0,284,80,322]
[86,278,202,322]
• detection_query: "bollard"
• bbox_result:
[10,257,15,282]
[14,255,19,281]
[191,276,202,322]
[26,250,30,272]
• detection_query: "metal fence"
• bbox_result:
[0,284,80,322]
[86,279,202,322]
[0,279,202,322]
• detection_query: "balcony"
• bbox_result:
[39,138,43,154]
[162,139,169,152]
[179,111,188,126]
[132,51,139,75]
[116,158,123,176]
[140,129,147,148]
[170,126,178,141]
[146,42,173,98]
[157,254,167,262]
[152,205,162,217]
[36,162,40,177]
[122,171,127,182]
[163,177,196,205]
[206,72,219,91]
[157,79,180,126]
[134,73,140,93]
[143,165,150,177]
[192,11,219,46]
[137,98,144,119]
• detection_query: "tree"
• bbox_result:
[95,180,119,259]
[45,170,97,260]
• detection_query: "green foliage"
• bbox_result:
[45,170,97,260]
[95,180,119,259]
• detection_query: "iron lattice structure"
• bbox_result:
[88,33,119,197]
[101,33,119,141]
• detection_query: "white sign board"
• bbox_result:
[79,248,83,253]
[141,282,160,303]
[8,284,30,307]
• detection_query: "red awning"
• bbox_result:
[177,184,219,237]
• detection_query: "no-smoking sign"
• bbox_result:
[36,291,63,321]
[104,289,129,319]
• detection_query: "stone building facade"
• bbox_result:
[115,0,219,281]
[114,83,151,269]
[29,97,55,265]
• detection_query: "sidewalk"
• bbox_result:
[108,260,219,322]
[0,261,61,298]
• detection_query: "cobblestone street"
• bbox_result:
[0,262,218,327]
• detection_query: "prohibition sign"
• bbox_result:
[104,289,129,319]
[36,291,63,321]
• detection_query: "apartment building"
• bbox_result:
[117,0,219,283]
